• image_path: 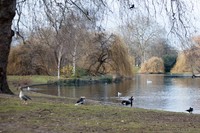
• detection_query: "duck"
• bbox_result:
[19,87,31,104]
[186,107,193,113]
[117,92,122,97]
[121,96,134,107]
[75,96,86,105]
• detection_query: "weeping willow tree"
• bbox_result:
[140,57,164,74]
[109,35,133,77]
[171,44,200,74]
[84,33,133,76]
[170,52,191,73]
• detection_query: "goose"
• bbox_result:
[186,107,193,113]
[75,96,86,105]
[121,96,134,107]
[19,87,31,104]
[117,92,122,97]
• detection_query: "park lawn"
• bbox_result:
[7,75,57,84]
[0,75,200,132]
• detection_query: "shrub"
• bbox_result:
[171,53,192,73]
[61,65,73,78]
[162,54,177,72]
[72,67,88,78]
[140,57,164,74]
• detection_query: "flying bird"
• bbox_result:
[19,87,31,104]
[121,96,134,107]
[186,107,193,113]
[75,96,86,105]
[129,4,135,9]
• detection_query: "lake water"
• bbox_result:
[30,74,200,114]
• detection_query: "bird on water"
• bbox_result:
[117,92,122,97]
[75,96,86,105]
[121,96,134,107]
[19,87,31,104]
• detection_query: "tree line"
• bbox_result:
[1,0,199,94]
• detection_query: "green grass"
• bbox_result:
[132,66,140,73]
[2,75,200,132]
[1,93,200,133]
[8,75,57,84]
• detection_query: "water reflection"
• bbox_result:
[32,74,200,114]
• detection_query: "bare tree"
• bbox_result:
[86,33,114,75]
[60,13,90,76]
[121,16,165,66]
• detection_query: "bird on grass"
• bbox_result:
[117,92,122,97]
[121,96,134,107]
[75,96,86,105]
[186,107,193,114]
[19,87,31,104]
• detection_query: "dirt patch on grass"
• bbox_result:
[1,93,200,133]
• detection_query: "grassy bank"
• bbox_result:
[1,92,200,133]
[7,75,57,84]
[1,76,200,132]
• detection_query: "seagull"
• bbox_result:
[117,92,122,97]
[75,96,86,105]
[121,96,134,107]
[19,87,31,104]
[186,107,193,113]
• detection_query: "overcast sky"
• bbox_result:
[12,0,200,49]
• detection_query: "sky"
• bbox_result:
[12,0,200,49]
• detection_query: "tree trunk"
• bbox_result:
[72,45,77,76]
[0,0,16,94]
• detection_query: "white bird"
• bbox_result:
[27,86,31,90]
[19,88,31,104]
[147,79,152,84]
[75,96,86,105]
[117,92,122,97]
